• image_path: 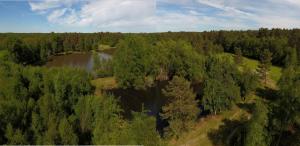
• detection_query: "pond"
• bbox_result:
[45,51,168,131]
[106,81,169,132]
[45,52,112,71]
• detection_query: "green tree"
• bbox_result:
[127,111,163,146]
[284,47,298,67]
[113,36,152,89]
[152,40,204,82]
[238,67,259,99]
[5,124,28,145]
[257,49,272,86]
[202,56,240,114]
[92,95,123,145]
[160,76,200,138]
[58,117,78,144]
[272,67,300,146]
[245,100,270,146]
[234,47,243,65]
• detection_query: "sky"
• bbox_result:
[0,0,300,32]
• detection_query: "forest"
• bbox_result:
[0,28,299,146]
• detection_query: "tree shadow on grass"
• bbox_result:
[208,119,247,146]
[237,102,255,113]
[256,87,279,101]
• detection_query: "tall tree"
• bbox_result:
[113,36,152,89]
[257,49,272,86]
[92,95,123,145]
[273,67,300,146]
[126,111,163,146]
[245,100,270,146]
[58,117,78,144]
[234,47,243,65]
[202,56,241,114]
[238,67,259,99]
[160,76,199,138]
[284,47,298,67]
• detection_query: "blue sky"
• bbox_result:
[0,0,300,32]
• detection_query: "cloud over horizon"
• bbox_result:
[27,0,300,32]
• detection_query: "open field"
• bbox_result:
[220,53,282,82]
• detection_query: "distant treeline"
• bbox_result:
[0,28,300,66]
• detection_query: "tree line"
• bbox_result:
[0,28,300,66]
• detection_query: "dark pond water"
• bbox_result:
[106,81,169,132]
[106,81,168,118]
[45,52,111,71]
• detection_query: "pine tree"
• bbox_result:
[234,47,243,65]
[284,47,298,67]
[58,118,78,144]
[257,49,272,86]
[160,76,200,138]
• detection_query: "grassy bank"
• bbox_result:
[220,53,282,82]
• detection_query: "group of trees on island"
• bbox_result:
[0,28,299,145]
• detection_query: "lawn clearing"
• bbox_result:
[220,53,282,82]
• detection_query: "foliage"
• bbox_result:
[277,67,300,125]
[284,47,298,67]
[202,56,241,114]
[126,111,163,146]
[1,29,299,145]
[114,38,204,89]
[153,40,204,81]
[245,100,270,146]
[234,47,243,64]
[257,49,272,85]
[113,36,152,89]
[160,76,200,138]
[0,61,164,145]
[238,67,259,99]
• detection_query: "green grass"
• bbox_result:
[91,77,117,96]
[219,53,282,82]
[98,44,115,51]
[0,50,9,60]
[0,50,8,60]
[170,105,249,146]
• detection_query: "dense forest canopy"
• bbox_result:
[1,28,300,66]
[0,28,299,145]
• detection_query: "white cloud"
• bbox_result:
[197,0,252,16]
[28,0,300,32]
[76,0,155,27]
[47,8,68,23]
[196,0,300,29]
[29,0,77,11]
